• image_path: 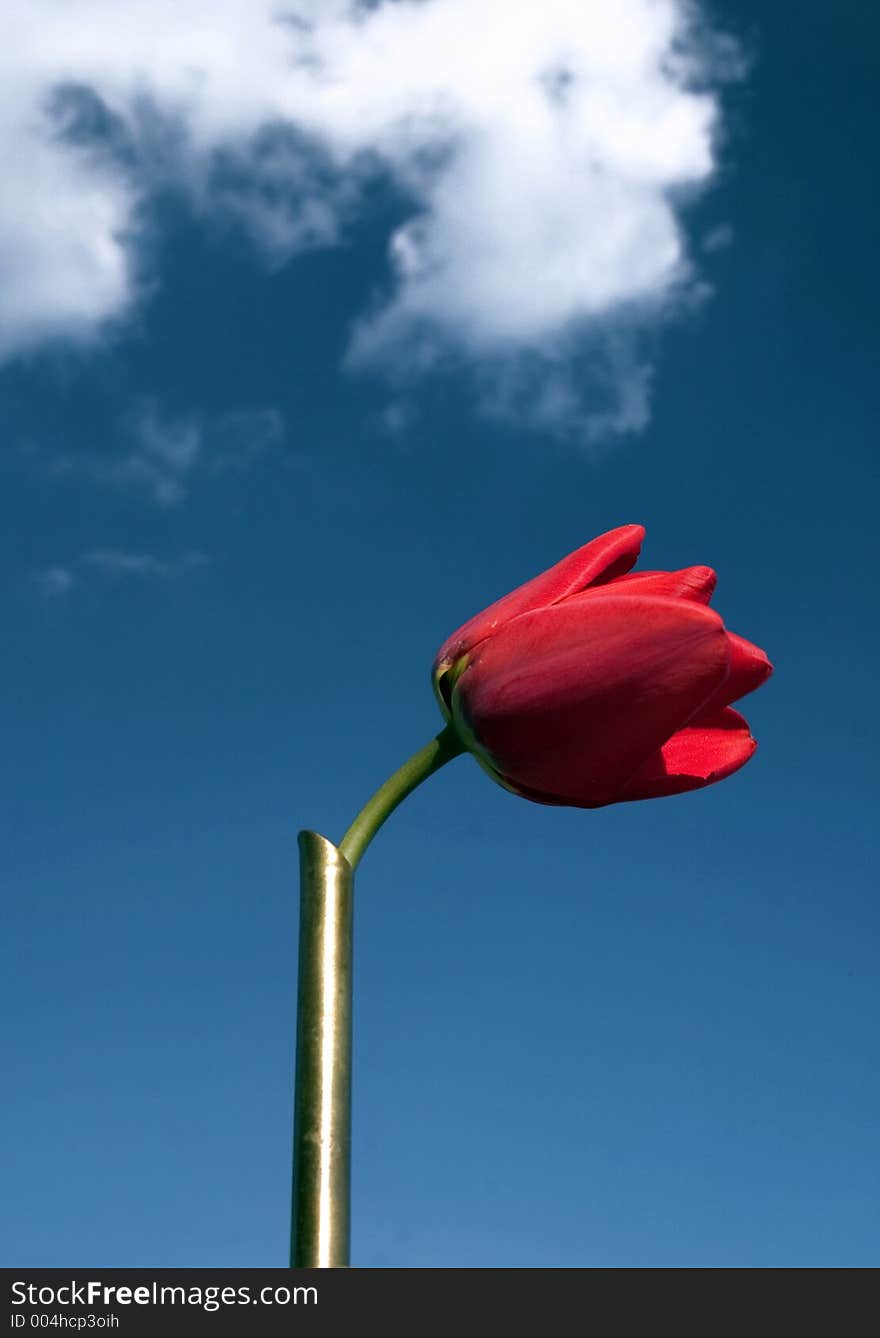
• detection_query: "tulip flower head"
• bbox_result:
[433,525,772,808]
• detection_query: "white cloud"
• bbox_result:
[0,0,738,435]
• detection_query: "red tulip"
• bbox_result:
[433,525,772,808]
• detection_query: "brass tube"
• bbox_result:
[290,831,353,1267]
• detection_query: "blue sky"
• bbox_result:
[2,0,878,1267]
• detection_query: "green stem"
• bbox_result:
[338,724,465,870]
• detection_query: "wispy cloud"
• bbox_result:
[0,0,742,437]
[31,403,284,506]
[33,566,77,598]
[205,409,285,474]
[32,548,210,595]
[702,223,735,254]
[473,335,655,444]
[114,403,203,507]
[82,549,210,579]
[113,403,285,505]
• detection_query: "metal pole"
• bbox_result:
[290,831,353,1267]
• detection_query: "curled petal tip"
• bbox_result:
[433,522,648,668]
[688,566,718,602]
[598,564,717,604]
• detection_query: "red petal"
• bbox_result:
[597,565,717,604]
[702,631,773,711]
[434,524,645,673]
[617,706,756,801]
[453,593,730,807]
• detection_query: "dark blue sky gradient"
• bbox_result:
[2,1,878,1265]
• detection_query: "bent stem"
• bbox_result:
[338,723,465,870]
